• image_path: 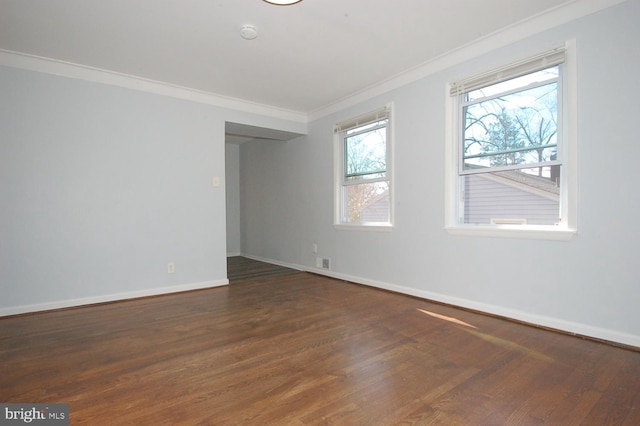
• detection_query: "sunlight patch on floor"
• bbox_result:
[417,308,477,329]
[417,308,555,362]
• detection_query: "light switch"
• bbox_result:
[212,176,220,187]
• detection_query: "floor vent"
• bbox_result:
[316,257,331,270]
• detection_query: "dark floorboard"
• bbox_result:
[2,271,639,424]
[227,256,298,282]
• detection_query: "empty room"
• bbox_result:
[1,0,639,424]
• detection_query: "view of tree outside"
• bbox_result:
[462,67,559,180]
[458,66,562,225]
[343,120,388,223]
[344,181,389,223]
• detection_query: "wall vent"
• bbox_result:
[316,257,331,269]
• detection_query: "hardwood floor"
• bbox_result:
[227,256,298,282]
[1,271,639,424]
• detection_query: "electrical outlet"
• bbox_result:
[167,262,175,274]
[315,257,323,268]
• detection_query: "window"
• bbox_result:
[446,45,577,239]
[334,105,392,228]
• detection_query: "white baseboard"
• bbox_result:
[0,279,229,317]
[243,254,640,349]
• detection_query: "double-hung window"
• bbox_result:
[446,45,577,239]
[334,105,392,228]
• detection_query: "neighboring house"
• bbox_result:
[360,191,390,223]
[464,170,560,225]
[358,170,560,226]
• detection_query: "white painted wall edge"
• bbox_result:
[0,279,229,318]
[243,254,640,349]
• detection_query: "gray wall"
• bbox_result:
[0,66,228,312]
[238,1,640,346]
[0,65,304,314]
[225,143,241,255]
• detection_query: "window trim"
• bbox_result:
[444,42,577,240]
[334,103,394,230]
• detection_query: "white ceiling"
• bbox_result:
[0,0,578,116]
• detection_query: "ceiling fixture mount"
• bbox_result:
[262,0,303,5]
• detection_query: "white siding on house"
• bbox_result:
[360,192,390,223]
[464,174,559,225]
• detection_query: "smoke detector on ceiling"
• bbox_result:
[240,25,258,40]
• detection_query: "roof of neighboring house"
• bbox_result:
[493,169,560,196]
[465,163,560,200]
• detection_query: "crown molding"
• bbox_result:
[0,49,308,123]
[0,0,626,124]
[308,0,628,121]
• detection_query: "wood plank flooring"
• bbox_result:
[227,256,298,282]
[1,271,639,424]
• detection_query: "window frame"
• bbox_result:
[334,104,394,230]
[445,42,577,240]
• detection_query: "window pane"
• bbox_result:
[345,120,387,180]
[462,166,560,225]
[466,66,559,102]
[463,80,558,171]
[344,181,389,223]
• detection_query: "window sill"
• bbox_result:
[445,225,576,241]
[334,223,393,232]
